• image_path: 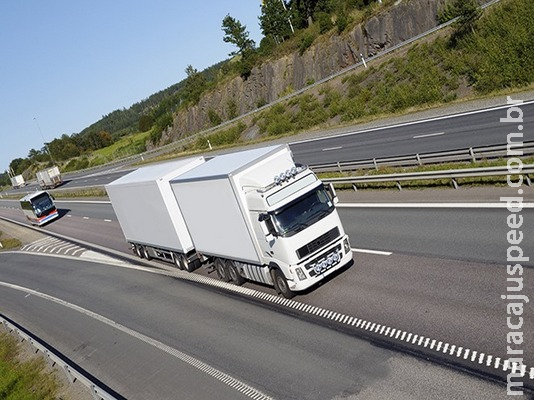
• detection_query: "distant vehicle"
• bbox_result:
[19,191,59,226]
[10,174,26,189]
[36,166,62,189]
[106,145,352,298]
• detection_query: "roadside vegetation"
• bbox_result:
[0,231,21,250]
[317,156,534,191]
[0,331,59,399]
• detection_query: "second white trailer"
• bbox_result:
[106,157,205,270]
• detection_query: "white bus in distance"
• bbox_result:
[20,191,59,226]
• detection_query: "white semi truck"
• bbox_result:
[107,145,352,298]
[10,174,26,189]
[36,166,63,189]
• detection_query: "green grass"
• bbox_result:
[0,332,59,399]
[93,130,150,160]
[0,231,21,250]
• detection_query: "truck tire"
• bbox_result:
[214,258,231,282]
[272,269,295,299]
[184,256,198,273]
[226,260,245,286]
[135,244,144,258]
[173,253,184,270]
[143,246,152,260]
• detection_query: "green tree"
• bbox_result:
[183,65,207,105]
[9,158,31,175]
[222,15,256,57]
[456,0,481,35]
[138,115,153,132]
[259,0,293,44]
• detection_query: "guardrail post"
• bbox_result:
[469,147,476,163]
[416,154,422,166]
[373,158,378,170]
[44,349,56,368]
[91,384,102,400]
[451,178,459,189]
[62,364,75,384]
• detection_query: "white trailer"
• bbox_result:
[10,175,26,189]
[105,157,205,271]
[170,145,352,298]
[36,166,62,189]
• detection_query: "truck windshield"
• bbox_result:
[32,193,55,218]
[271,187,334,237]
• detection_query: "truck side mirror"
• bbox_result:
[258,213,275,241]
[325,183,338,204]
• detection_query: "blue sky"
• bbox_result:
[0,1,263,171]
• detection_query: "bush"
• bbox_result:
[299,32,316,55]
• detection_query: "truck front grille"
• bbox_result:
[296,227,340,259]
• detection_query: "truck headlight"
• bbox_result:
[295,267,306,281]
[343,238,350,254]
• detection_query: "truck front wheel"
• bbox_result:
[272,269,295,299]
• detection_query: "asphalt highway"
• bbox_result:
[4,100,533,195]
[1,198,533,395]
[0,252,526,400]
[290,101,534,165]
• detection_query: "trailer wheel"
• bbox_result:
[143,246,152,260]
[226,260,245,286]
[135,245,144,258]
[173,253,184,270]
[272,269,295,299]
[214,258,231,282]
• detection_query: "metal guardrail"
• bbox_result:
[0,315,121,400]
[310,142,534,173]
[323,164,534,190]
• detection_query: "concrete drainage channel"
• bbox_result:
[1,216,534,394]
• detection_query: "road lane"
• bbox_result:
[0,252,529,399]
[1,200,533,378]
[290,102,534,165]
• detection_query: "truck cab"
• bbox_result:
[245,165,352,296]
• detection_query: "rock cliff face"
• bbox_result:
[163,0,445,144]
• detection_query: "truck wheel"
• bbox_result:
[226,260,245,286]
[135,245,144,258]
[143,247,152,260]
[173,253,184,270]
[183,256,197,273]
[272,269,295,299]
[214,258,231,282]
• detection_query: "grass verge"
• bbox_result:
[318,157,534,191]
[0,331,59,399]
[0,231,21,250]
